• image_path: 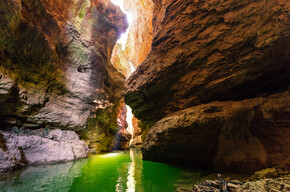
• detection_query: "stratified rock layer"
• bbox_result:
[126,0,290,122]
[142,92,290,172]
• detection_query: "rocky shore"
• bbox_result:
[0,129,89,174]
[191,175,290,192]
[174,167,290,192]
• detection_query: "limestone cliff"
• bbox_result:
[0,0,128,152]
[125,0,290,171]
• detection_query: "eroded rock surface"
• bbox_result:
[126,0,290,122]
[0,129,88,173]
[124,0,290,172]
[0,0,128,152]
[0,0,126,129]
[142,92,290,171]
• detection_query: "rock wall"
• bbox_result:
[130,116,143,148]
[0,0,128,152]
[113,100,132,150]
[111,44,131,78]
[126,0,290,122]
[142,92,290,172]
[123,0,154,68]
[125,0,290,171]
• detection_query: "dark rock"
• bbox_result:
[142,92,290,172]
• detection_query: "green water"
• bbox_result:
[0,149,220,192]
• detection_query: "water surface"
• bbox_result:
[0,149,222,192]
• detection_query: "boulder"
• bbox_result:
[0,129,89,173]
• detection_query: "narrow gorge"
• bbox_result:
[0,0,289,191]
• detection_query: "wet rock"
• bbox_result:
[113,101,131,150]
[0,130,89,173]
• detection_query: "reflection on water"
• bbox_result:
[0,149,216,192]
[126,149,136,192]
[0,159,87,192]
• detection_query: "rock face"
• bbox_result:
[130,117,143,148]
[113,101,132,150]
[111,44,131,78]
[123,0,154,68]
[110,0,153,77]
[142,92,290,172]
[0,0,126,130]
[0,0,128,152]
[125,0,290,171]
[0,129,88,173]
[126,0,290,122]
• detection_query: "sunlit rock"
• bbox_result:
[111,44,131,78]
[123,0,154,68]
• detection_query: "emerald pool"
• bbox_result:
[0,149,224,192]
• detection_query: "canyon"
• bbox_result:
[0,0,290,190]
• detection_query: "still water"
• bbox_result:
[0,149,218,192]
